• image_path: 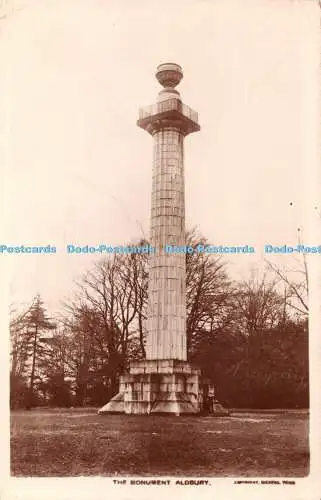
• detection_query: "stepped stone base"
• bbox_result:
[98,359,201,415]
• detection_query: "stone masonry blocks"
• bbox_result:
[146,129,186,361]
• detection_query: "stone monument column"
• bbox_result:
[138,63,200,361]
[99,63,202,415]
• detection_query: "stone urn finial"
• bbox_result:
[156,63,183,89]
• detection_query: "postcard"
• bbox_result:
[1,0,320,499]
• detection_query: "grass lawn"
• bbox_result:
[10,408,309,477]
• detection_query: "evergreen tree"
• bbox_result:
[20,295,56,409]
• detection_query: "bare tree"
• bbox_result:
[266,259,308,316]
[37,327,73,406]
[265,222,309,316]
[64,251,147,398]
[234,276,285,338]
[185,228,235,356]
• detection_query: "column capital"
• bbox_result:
[137,98,200,136]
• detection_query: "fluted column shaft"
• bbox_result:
[137,63,200,363]
[146,127,186,360]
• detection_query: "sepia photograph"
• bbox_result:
[1,0,320,498]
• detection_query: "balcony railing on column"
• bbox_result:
[138,98,199,124]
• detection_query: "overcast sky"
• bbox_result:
[1,0,320,312]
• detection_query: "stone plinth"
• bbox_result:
[98,359,201,415]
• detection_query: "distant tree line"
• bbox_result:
[10,229,309,410]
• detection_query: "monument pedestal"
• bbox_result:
[98,359,201,415]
